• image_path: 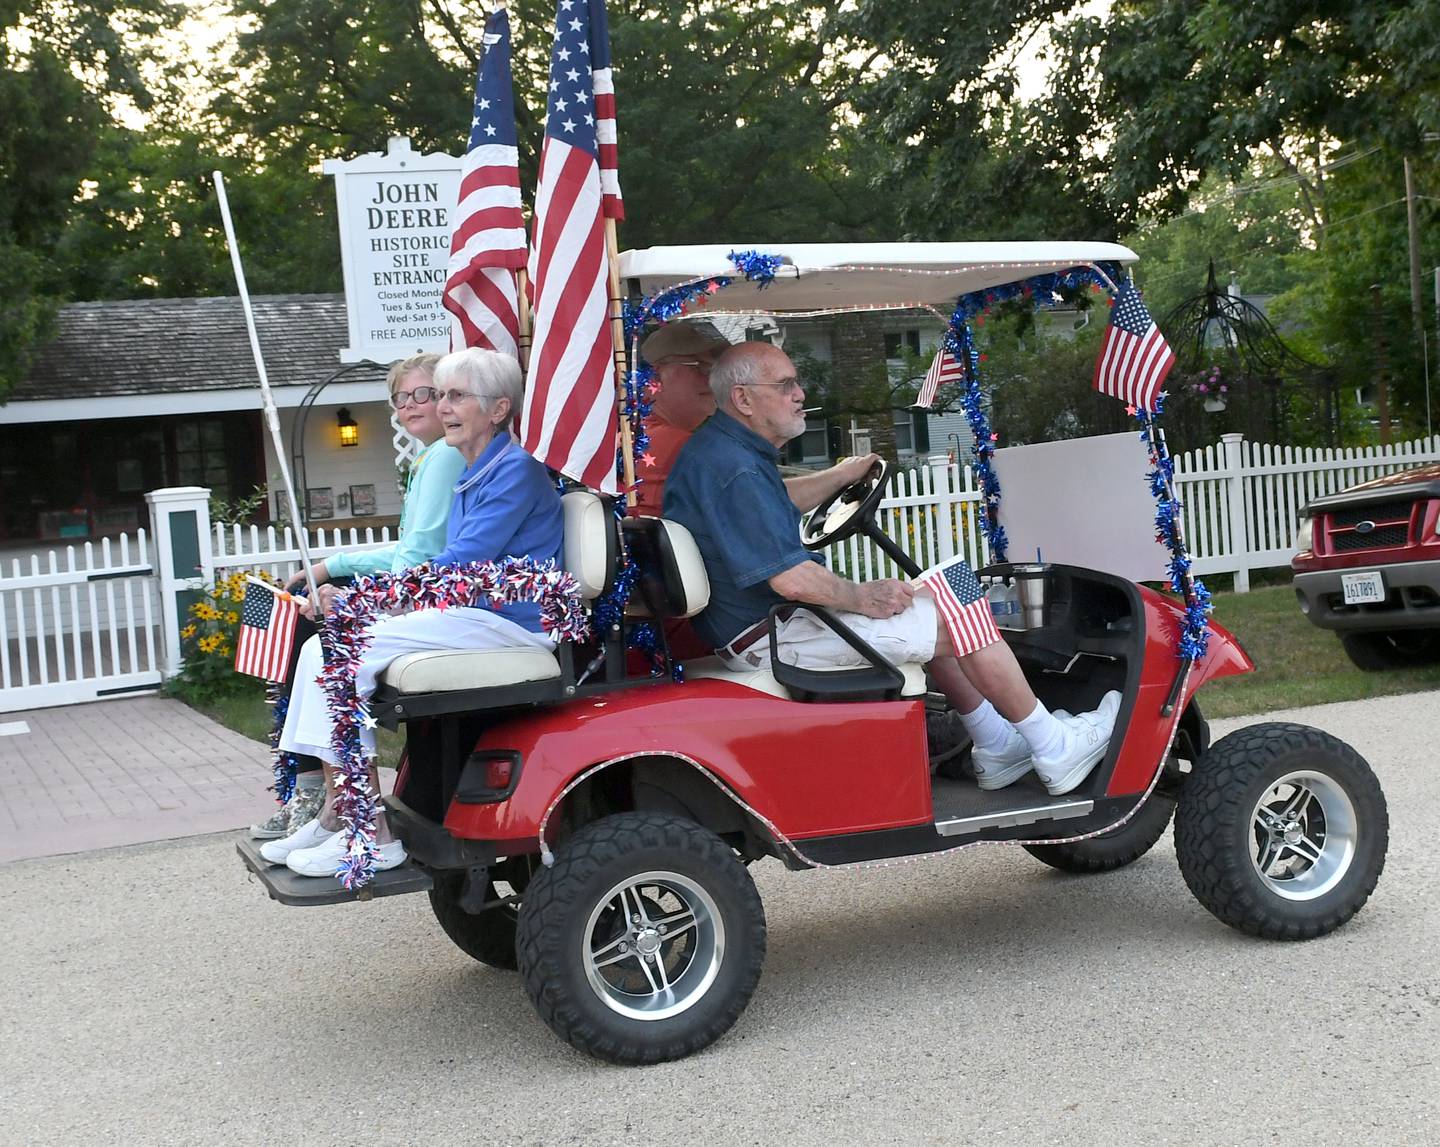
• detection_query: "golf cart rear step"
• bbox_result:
[236,837,433,906]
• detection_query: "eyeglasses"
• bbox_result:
[438,388,492,406]
[741,376,802,396]
[390,385,440,409]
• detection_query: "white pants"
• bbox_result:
[279,608,553,765]
[721,596,939,671]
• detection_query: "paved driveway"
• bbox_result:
[3,692,1437,1144]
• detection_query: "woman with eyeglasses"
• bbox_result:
[262,347,564,878]
[249,352,465,841]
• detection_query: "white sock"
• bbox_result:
[958,699,1012,754]
[1014,700,1069,761]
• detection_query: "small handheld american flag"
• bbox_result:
[1093,279,1175,413]
[913,345,962,410]
[234,578,300,683]
[918,557,1001,658]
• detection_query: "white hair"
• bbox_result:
[709,350,766,410]
[433,348,523,411]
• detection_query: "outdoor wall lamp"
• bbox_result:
[336,408,359,448]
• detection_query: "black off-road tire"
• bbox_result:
[1174,722,1387,940]
[1023,793,1176,873]
[516,812,766,1065]
[1339,629,1440,671]
[428,872,519,970]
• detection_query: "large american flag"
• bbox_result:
[914,344,962,410]
[521,0,622,492]
[1093,278,1175,413]
[234,579,300,683]
[442,8,527,358]
[919,557,1001,657]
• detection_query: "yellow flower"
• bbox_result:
[180,624,197,639]
[226,612,239,624]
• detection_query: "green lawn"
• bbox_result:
[1200,583,1440,717]
[180,581,1440,747]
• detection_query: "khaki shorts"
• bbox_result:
[721,596,938,671]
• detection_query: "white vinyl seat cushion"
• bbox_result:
[685,656,927,701]
[562,490,612,599]
[380,647,561,695]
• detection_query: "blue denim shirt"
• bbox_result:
[663,411,823,648]
[433,435,564,633]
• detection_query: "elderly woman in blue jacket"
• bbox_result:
[262,347,564,877]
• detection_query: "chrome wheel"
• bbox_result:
[582,870,724,1021]
[1249,770,1357,901]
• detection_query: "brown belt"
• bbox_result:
[715,619,771,661]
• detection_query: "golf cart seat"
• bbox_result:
[377,490,616,698]
[618,517,927,702]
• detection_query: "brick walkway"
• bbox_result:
[0,697,276,864]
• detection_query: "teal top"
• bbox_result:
[325,441,467,577]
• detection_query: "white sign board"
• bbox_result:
[324,137,461,364]
[991,432,1169,582]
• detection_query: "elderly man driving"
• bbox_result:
[663,342,1119,796]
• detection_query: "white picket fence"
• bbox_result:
[5,433,1439,712]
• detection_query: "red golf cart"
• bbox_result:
[238,243,1388,1065]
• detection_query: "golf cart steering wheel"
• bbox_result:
[801,458,890,549]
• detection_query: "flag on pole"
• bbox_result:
[1093,279,1175,413]
[234,578,300,683]
[913,345,962,409]
[918,557,1001,657]
[521,0,621,492]
[588,0,624,220]
[442,9,528,358]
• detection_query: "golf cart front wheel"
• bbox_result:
[516,812,766,1064]
[1174,722,1387,940]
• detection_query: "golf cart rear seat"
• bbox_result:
[372,490,925,717]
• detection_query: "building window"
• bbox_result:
[884,330,922,361]
[786,416,832,466]
[893,409,930,457]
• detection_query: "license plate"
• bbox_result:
[1341,571,1386,605]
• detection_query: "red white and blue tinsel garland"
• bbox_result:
[316,559,590,888]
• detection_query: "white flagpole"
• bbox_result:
[212,171,323,604]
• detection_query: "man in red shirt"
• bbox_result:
[632,321,728,516]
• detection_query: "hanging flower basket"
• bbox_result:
[1203,396,1228,413]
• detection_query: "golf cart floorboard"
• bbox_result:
[929,775,1093,835]
[236,837,433,906]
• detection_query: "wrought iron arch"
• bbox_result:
[288,361,392,513]
[1159,261,1339,445]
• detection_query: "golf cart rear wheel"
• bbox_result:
[1174,722,1387,940]
[516,812,767,1065]
[1023,793,1175,873]
[428,870,520,970]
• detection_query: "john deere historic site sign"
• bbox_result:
[325,136,461,364]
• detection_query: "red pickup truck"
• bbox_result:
[1292,462,1440,668]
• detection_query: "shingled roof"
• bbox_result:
[13,293,364,402]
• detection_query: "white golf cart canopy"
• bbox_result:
[617,241,1139,315]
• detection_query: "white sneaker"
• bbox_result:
[257,816,334,866]
[285,831,407,878]
[1033,691,1122,796]
[972,727,1034,790]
